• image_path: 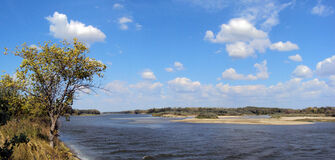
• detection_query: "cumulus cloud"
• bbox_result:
[270,41,299,51]
[288,54,303,62]
[225,41,255,58]
[221,68,250,80]
[141,70,156,80]
[221,60,268,80]
[292,65,313,78]
[316,55,335,76]
[215,78,333,106]
[89,77,335,111]
[204,18,267,43]
[168,77,201,92]
[46,12,106,44]
[205,18,272,58]
[203,1,297,58]
[113,3,124,9]
[118,17,133,30]
[174,61,184,70]
[165,61,184,72]
[165,68,174,72]
[311,0,334,16]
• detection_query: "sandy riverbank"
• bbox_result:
[171,116,335,125]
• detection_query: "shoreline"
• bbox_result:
[61,141,82,160]
[171,116,335,125]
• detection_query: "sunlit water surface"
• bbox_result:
[59,114,335,160]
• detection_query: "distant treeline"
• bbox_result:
[121,106,335,117]
[66,109,101,115]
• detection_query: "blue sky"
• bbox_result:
[1,0,335,111]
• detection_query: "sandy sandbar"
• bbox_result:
[171,116,335,125]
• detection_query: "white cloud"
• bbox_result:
[78,77,335,111]
[165,68,174,72]
[311,0,334,16]
[240,1,293,31]
[216,83,267,97]
[118,17,133,30]
[100,80,164,109]
[168,77,201,92]
[225,41,255,58]
[46,12,106,44]
[205,18,267,43]
[254,60,269,79]
[205,18,273,58]
[221,60,268,80]
[165,62,184,72]
[130,82,163,95]
[215,78,332,106]
[292,65,313,78]
[141,70,156,80]
[221,68,249,80]
[203,1,297,59]
[316,55,335,76]
[105,80,130,95]
[182,0,293,31]
[288,54,303,62]
[249,38,272,53]
[113,3,124,9]
[174,61,184,70]
[270,41,299,51]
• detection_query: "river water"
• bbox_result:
[59,114,335,160]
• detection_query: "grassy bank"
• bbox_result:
[0,118,79,160]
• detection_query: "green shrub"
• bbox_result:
[196,113,218,119]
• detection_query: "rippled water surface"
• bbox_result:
[59,114,335,160]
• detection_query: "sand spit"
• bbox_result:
[172,116,335,125]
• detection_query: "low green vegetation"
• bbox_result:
[195,113,219,119]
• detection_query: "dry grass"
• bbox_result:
[0,118,79,160]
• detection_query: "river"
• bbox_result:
[59,114,335,160]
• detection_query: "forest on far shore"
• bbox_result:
[117,106,335,117]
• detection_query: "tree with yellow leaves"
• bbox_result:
[4,39,106,147]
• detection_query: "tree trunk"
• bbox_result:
[48,114,58,148]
